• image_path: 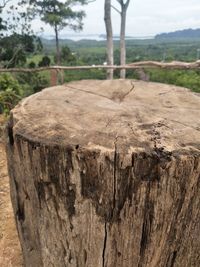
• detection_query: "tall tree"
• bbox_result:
[30,0,88,64]
[104,0,114,79]
[113,0,130,78]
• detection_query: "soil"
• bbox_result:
[0,115,22,267]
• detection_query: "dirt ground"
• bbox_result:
[0,115,22,267]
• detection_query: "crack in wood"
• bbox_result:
[7,116,14,146]
[120,80,135,102]
[138,182,154,267]
[151,122,172,160]
[166,250,177,267]
[105,116,117,128]
[111,81,135,103]
[102,222,108,267]
[111,136,118,220]
[65,84,113,102]
[65,81,135,104]
[168,119,200,132]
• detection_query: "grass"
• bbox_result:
[27,54,55,66]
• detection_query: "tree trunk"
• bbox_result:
[6,80,200,267]
[119,0,130,79]
[120,9,126,79]
[55,24,61,65]
[104,0,114,79]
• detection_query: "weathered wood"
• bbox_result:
[6,80,200,267]
[1,60,200,73]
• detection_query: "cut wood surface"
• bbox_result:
[6,80,200,267]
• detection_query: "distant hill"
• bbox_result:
[155,28,200,39]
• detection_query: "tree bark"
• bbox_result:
[6,80,200,267]
[118,0,130,79]
[120,8,126,78]
[55,24,61,65]
[104,0,114,79]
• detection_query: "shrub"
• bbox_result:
[0,74,22,114]
[38,56,51,67]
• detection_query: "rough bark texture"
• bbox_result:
[0,142,22,267]
[6,80,200,267]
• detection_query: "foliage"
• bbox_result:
[60,45,76,64]
[0,74,22,114]
[0,34,42,67]
[38,55,51,67]
[28,61,36,68]
[40,37,200,93]
[146,69,200,93]
[0,0,10,34]
[30,0,87,31]
[0,0,43,68]
[16,72,49,94]
[0,73,21,94]
[0,15,6,34]
[0,89,21,114]
[6,0,35,35]
[0,71,50,114]
[30,0,88,63]
[64,69,106,82]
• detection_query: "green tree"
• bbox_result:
[0,0,42,67]
[60,45,76,64]
[0,33,42,67]
[30,0,89,64]
[38,55,51,67]
[0,73,22,114]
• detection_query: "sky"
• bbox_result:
[5,0,200,37]
[78,0,200,37]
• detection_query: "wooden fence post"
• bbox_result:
[50,69,58,86]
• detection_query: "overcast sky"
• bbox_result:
[76,0,200,36]
[7,0,200,37]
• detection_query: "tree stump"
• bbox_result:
[6,80,200,267]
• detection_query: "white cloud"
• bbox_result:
[3,0,200,37]
[78,0,200,36]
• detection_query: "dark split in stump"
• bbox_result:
[6,80,200,267]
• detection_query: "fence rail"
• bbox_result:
[1,61,200,86]
[1,60,200,73]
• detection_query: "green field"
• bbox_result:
[28,37,200,93]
